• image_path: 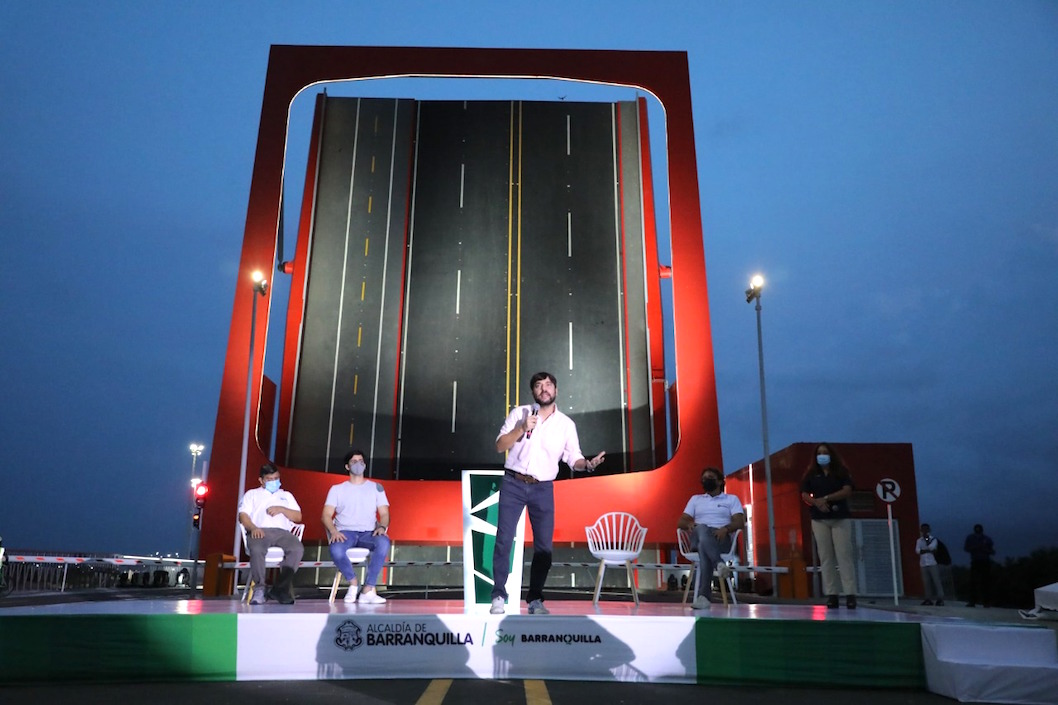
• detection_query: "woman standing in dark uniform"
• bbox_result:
[800,442,858,608]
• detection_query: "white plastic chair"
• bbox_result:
[721,529,742,591]
[677,527,741,605]
[327,547,372,603]
[585,512,647,606]
[240,523,305,602]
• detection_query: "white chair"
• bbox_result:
[240,523,305,602]
[677,527,741,605]
[721,528,743,591]
[585,512,647,606]
[327,547,372,603]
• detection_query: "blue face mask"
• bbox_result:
[816,454,831,466]
[264,479,281,494]
[349,461,366,476]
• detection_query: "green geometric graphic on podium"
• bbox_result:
[462,469,525,612]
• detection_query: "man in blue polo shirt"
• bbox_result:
[678,467,745,608]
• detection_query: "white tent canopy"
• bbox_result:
[1035,581,1058,612]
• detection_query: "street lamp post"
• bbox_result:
[186,443,205,593]
[234,271,269,560]
[746,274,778,584]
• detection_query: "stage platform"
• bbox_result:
[0,594,973,689]
[2,588,1058,698]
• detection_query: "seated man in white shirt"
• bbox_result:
[677,467,745,608]
[237,462,304,604]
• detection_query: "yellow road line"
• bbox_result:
[505,102,515,412]
[416,678,453,705]
[515,101,523,406]
[525,679,552,705]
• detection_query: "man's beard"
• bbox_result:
[532,390,554,407]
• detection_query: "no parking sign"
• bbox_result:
[876,478,901,603]
[876,478,901,503]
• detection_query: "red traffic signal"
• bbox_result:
[193,483,209,508]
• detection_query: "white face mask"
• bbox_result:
[348,461,366,476]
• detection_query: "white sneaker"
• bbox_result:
[692,594,712,609]
[527,599,550,615]
[358,588,387,604]
[343,583,359,603]
[490,596,505,614]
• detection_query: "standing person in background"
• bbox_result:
[916,523,945,606]
[964,523,995,607]
[800,442,858,609]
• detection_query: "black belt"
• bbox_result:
[505,470,540,485]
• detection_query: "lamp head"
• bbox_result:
[745,274,764,303]
[251,270,269,295]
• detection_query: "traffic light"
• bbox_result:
[194,482,209,508]
[192,510,202,529]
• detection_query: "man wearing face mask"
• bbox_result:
[237,462,304,604]
[322,449,391,604]
[677,467,745,608]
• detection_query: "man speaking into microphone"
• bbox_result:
[490,371,606,615]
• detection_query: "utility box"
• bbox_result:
[202,553,235,597]
[777,555,809,599]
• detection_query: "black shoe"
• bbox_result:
[921,599,934,606]
[965,602,976,607]
[273,567,296,604]
[846,595,857,609]
[935,600,944,606]
[826,595,839,609]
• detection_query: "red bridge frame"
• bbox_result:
[201,46,721,557]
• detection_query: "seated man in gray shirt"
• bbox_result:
[321,449,391,604]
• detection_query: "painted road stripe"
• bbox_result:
[525,679,552,705]
[416,678,453,705]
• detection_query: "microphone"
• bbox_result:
[525,403,540,439]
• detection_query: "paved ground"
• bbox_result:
[0,678,969,705]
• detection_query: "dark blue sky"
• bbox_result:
[2,2,1056,562]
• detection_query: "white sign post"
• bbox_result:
[876,478,901,605]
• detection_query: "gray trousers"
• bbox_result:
[690,524,733,597]
[921,563,944,601]
[246,527,304,586]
